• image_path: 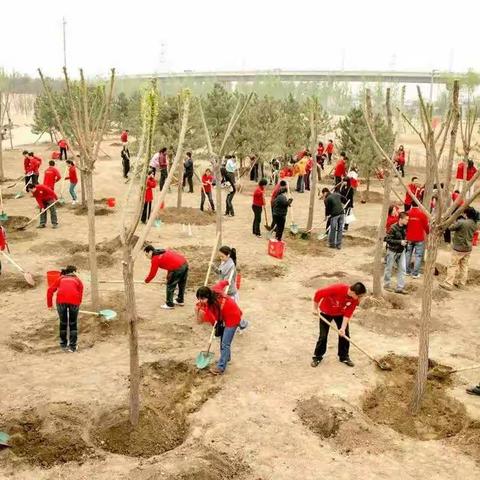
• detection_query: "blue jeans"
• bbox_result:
[217,326,237,371]
[406,241,425,276]
[384,250,406,290]
[69,182,77,201]
[329,214,345,248]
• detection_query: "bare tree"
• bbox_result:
[39,68,116,310]
[305,100,318,232]
[459,103,478,196]
[0,92,10,181]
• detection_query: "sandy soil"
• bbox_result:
[2,136,480,480]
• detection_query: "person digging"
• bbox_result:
[144,245,189,309]
[311,282,367,368]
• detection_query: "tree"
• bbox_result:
[279,93,306,159]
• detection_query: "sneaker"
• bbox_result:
[311,358,322,367]
[67,346,77,353]
[454,283,466,290]
[174,299,185,306]
[340,357,355,367]
[37,224,46,229]
[439,283,453,291]
[209,366,224,375]
[335,245,341,250]
[161,304,174,310]
[395,289,408,295]
[467,385,480,396]
[52,224,59,229]
[239,319,249,330]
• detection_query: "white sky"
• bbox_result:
[1,0,479,78]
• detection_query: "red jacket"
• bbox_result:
[252,186,265,207]
[396,150,405,165]
[145,250,187,282]
[43,166,61,190]
[467,165,477,181]
[58,139,69,149]
[23,156,31,174]
[456,162,465,180]
[0,226,7,251]
[197,293,242,328]
[271,182,282,205]
[29,157,41,174]
[121,131,128,143]
[406,207,429,242]
[334,159,346,178]
[326,142,334,154]
[66,165,78,184]
[202,174,214,193]
[386,214,398,233]
[145,176,157,202]
[451,191,465,207]
[404,183,419,206]
[314,283,359,318]
[317,145,325,157]
[33,184,58,209]
[47,274,84,307]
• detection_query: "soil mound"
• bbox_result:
[158,207,215,226]
[287,236,330,256]
[3,215,37,241]
[59,251,116,270]
[360,190,384,203]
[355,225,379,237]
[239,264,286,281]
[343,234,375,247]
[436,263,480,286]
[73,206,114,216]
[302,272,358,289]
[0,272,39,292]
[91,360,219,457]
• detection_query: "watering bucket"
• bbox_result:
[106,198,116,208]
[46,270,61,287]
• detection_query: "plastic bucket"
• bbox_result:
[268,239,286,259]
[46,270,61,287]
[106,197,116,208]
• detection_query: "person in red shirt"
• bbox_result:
[26,183,58,228]
[22,150,31,185]
[311,282,367,368]
[252,179,267,237]
[47,265,83,352]
[58,139,69,160]
[65,160,78,204]
[333,153,347,186]
[0,224,7,275]
[121,129,129,144]
[144,245,188,309]
[403,176,421,212]
[326,139,334,164]
[405,205,430,278]
[195,284,242,375]
[28,152,41,186]
[200,168,215,212]
[454,159,466,192]
[142,169,157,224]
[395,145,406,178]
[43,160,62,191]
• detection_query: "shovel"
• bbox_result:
[1,251,35,286]
[6,175,24,189]
[79,309,117,321]
[0,186,7,221]
[263,206,271,231]
[319,314,392,370]
[0,432,10,448]
[286,182,299,235]
[428,363,480,380]
[15,199,61,230]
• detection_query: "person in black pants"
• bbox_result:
[271,186,292,241]
[252,179,267,237]
[121,146,130,179]
[182,152,194,193]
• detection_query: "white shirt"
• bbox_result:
[226,158,237,173]
[150,152,160,169]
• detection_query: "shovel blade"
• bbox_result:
[24,272,36,286]
[196,351,214,369]
[99,309,117,321]
[0,213,8,221]
[290,223,299,235]
[0,432,10,447]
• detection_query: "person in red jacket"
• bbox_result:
[142,169,157,224]
[333,153,347,186]
[22,150,31,185]
[28,152,41,186]
[311,282,367,368]
[386,204,400,233]
[120,129,129,144]
[144,245,188,309]
[26,183,58,228]
[405,205,430,278]
[47,265,83,352]
[200,168,215,211]
[252,178,267,237]
[395,145,406,178]
[43,160,62,191]
[404,176,421,212]
[58,139,69,160]
[65,160,78,204]
[0,224,7,275]
[326,139,334,164]
[195,285,242,375]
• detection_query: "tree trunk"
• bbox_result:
[177,160,183,208]
[306,110,317,232]
[49,130,54,143]
[0,93,4,181]
[84,172,100,310]
[372,172,392,297]
[410,228,440,413]
[80,170,86,207]
[214,159,223,245]
[122,247,140,427]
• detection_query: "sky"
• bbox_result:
[1,0,479,78]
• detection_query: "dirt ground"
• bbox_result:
[2,132,480,480]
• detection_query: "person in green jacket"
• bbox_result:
[440,207,478,290]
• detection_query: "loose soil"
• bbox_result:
[2,215,37,241]
[59,251,117,270]
[0,272,39,292]
[91,360,220,457]
[239,264,286,281]
[360,190,384,204]
[158,207,216,226]
[355,225,379,238]
[435,263,480,286]
[343,234,376,247]
[287,235,330,256]
[302,272,358,289]
[362,354,468,440]
[73,206,114,216]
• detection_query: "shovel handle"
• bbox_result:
[204,232,221,287]
[452,364,480,374]
[1,251,26,274]
[79,310,100,316]
[319,314,380,366]
[21,199,61,228]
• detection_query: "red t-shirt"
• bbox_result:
[145,250,187,282]
[47,275,84,307]
[43,166,61,190]
[406,207,430,242]
[404,183,419,206]
[145,176,157,202]
[314,283,359,318]
[0,226,7,251]
[305,158,313,174]
[121,131,128,143]
[58,139,68,149]
[334,159,346,178]
[33,184,58,208]
[252,186,265,207]
[202,174,214,193]
[326,142,334,154]
[66,165,78,184]
[159,152,168,170]
[198,294,242,328]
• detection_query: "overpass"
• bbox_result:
[122,70,455,85]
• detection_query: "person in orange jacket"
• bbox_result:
[58,139,69,160]
[142,169,157,224]
[43,160,62,191]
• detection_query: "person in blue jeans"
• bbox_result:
[406,241,425,277]
[384,212,409,294]
[195,286,242,375]
[321,188,346,249]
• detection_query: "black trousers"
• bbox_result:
[122,157,130,178]
[60,147,68,160]
[252,205,262,235]
[313,314,350,360]
[201,190,215,211]
[304,173,310,191]
[250,163,258,182]
[141,201,152,223]
[226,191,235,215]
[159,168,168,191]
[183,173,194,192]
[273,214,286,241]
[166,264,188,307]
[327,153,332,164]
[270,206,276,232]
[57,303,79,349]
[31,174,39,186]
[397,164,405,177]
[404,203,411,213]
[24,174,32,185]
[334,176,342,187]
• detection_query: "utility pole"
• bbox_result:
[62,17,67,69]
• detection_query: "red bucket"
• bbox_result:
[106,197,116,208]
[46,270,61,287]
[473,231,479,246]
[236,274,242,290]
[268,239,286,259]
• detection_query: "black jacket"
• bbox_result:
[184,158,193,175]
[272,192,292,217]
[339,185,354,209]
[385,223,406,253]
[324,192,345,217]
